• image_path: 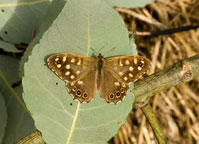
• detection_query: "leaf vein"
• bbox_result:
[34,76,74,118]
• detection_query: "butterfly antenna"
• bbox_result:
[77,46,89,56]
[95,46,105,54]
[90,45,117,57]
[90,47,98,57]
[90,46,106,57]
[104,46,117,57]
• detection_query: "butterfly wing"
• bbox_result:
[98,70,129,104]
[66,70,98,103]
[105,56,151,83]
[99,56,151,104]
[48,53,98,103]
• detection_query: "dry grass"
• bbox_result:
[110,0,199,143]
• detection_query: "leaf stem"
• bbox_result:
[0,70,31,116]
[142,103,167,144]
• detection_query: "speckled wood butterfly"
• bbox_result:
[47,53,150,104]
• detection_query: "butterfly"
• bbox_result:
[47,53,150,104]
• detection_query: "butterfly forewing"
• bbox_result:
[48,54,95,82]
[104,56,151,83]
[47,53,98,103]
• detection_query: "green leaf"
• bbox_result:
[0,55,35,144]
[0,92,7,144]
[23,0,136,143]
[19,0,66,78]
[105,0,154,8]
[0,0,50,44]
[1,86,35,144]
[0,40,22,53]
[0,54,20,84]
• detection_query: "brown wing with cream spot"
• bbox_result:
[98,70,129,104]
[104,56,151,83]
[48,53,98,103]
[47,53,96,82]
[98,55,150,104]
[67,70,97,103]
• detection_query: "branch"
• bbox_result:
[133,54,199,108]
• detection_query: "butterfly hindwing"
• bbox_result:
[98,70,129,104]
[67,70,98,103]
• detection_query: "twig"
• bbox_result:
[133,54,199,108]
[116,8,167,28]
[16,130,44,144]
[135,24,199,37]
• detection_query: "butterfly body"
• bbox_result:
[47,53,150,104]
[96,53,104,76]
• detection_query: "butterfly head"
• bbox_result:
[97,53,104,59]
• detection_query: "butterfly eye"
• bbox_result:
[83,92,88,98]
[115,91,121,98]
[72,86,77,92]
[76,89,82,97]
[109,93,114,99]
